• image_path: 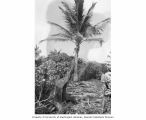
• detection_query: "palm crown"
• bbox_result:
[41,0,110,45]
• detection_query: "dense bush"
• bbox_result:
[35,50,73,84]
[79,62,109,81]
[35,50,77,114]
[35,52,72,90]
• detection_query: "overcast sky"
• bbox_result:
[35,0,111,63]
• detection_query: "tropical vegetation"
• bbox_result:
[35,0,111,114]
[35,47,111,114]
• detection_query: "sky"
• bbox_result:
[35,0,111,63]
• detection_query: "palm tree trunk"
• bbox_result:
[73,45,79,81]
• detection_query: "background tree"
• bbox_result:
[35,45,41,60]
[41,0,110,81]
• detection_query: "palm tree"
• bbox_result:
[40,0,110,81]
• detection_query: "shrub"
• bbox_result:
[79,62,109,81]
[35,50,75,114]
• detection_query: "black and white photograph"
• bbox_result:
[1,0,146,119]
[35,0,111,114]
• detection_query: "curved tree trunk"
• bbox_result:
[73,45,80,81]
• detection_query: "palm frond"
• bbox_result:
[79,15,91,35]
[74,0,84,22]
[92,18,111,35]
[95,18,111,27]
[86,2,97,16]
[59,5,78,34]
[50,33,72,39]
[39,37,75,44]
[83,38,104,46]
[89,26,104,36]
[47,21,72,36]
[79,2,97,36]
[82,2,97,24]
[59,6,75,24]
[59,0,85,34]
[39,37,69,44]
[84,38,103,42]
[61,1,72,14]
[59,2,76,22]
